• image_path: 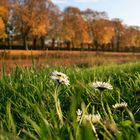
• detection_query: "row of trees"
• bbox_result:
[1,0,140,51]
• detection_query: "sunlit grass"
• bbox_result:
[0,62,140,139]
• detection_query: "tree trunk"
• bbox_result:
[23,35,28,50]
[94,40,98,51]
[33,37,37,50]
[52,38,55,50]
[80,43,84,51]
[71,42,75,50]
[40,36,45,50]
[7,37,11,49]
[116,40,120,52]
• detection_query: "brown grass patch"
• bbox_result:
[0,50,140,73]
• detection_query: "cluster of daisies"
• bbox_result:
[76,109,101,124]
[50,71,128,123]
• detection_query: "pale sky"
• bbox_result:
[52,0,140,26]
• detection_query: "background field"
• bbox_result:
[0,56,140,139]
[0,50,140,73]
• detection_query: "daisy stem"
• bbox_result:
[99,121,113,139]
[101,92,108,117]
[54,85,64,128]
[121,110,124,121]
[89,120,99,140]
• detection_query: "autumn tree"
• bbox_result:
[12,0,49,50]
[91,19,115,50]
[111,18,125,51]
[30,0,50,49]
[47,2,61,48]
[0,0,10,39]
[0,17,7,38]
[81,8,109,49]
[119,26,140,51]
[135,28,140,49]
[59,7,91,49]
[0,0,10,23]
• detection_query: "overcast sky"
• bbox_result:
[52,0,140,26]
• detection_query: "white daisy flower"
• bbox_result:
[112,102,127,109]
[91,113,101,124]
[50,71,70,86]
[76,109,82,116]
[83,114,101,124]
[91,81,113,91]
[76,109,82,122]
[84,114,92,121]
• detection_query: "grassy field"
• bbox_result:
[0,61,140,139]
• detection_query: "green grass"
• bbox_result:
[0,62,140,139]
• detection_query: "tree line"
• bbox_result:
[1,0,140,51]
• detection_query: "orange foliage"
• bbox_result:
[92,19,115,45]
[0,5,9,23]
[0,5,8,38]
[13,0,49,37]
[31,13,49,36]
[60,7,91,45]
[0,17,5,37]
[120,27,140,47]
[1,1,140,50]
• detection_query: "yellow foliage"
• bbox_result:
[92,19,115,45]
[0,6,9,22]
[0,17,7,38]
[60,7,91,44]
[120,28,139,47]
[13,1,49,37]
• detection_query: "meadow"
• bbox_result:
[0,57,140,139]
